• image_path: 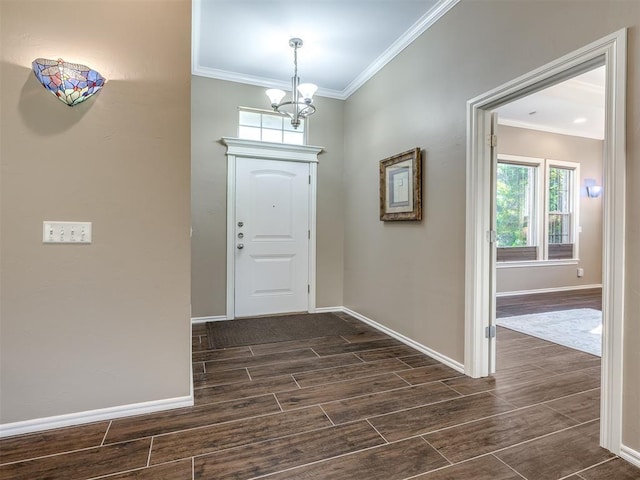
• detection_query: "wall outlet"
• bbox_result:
[577,268,584,277]
[43,221,92,244]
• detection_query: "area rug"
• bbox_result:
[496,308,602,356]
[206,312,359,349]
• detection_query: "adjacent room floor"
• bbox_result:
[1,307,638,479]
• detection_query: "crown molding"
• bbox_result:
[191,64,346,100]
[191,0,460,101]
[341,0,460,98]
[498,118,604,141]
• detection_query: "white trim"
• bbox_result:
[222,138,322,320]
[191,315,227,324]
[308,162,318,313]
[465,29,627,454]
[342,308,464,373]
[620,445,640,469]
[0,395,193,439]
[496,284,602,297]
[191,0,459,101]
[222,138,322,163]
[497,260,579,268]
[341,0,460,99]
[313,306,344,313]
[497,260,580,268]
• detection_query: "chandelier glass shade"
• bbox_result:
[266,38,317,129]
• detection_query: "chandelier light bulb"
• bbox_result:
[266,89,286,106]
[297,83,318,104]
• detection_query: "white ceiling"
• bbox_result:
[192,0,605,140]
[496,66,606,140]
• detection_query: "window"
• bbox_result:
[496,155,579,263]
[238,108,306,145]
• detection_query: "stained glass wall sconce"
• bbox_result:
[32,58,106,106]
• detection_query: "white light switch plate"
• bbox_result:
[43,221,92,244]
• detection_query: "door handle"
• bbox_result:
[237,243,244,250]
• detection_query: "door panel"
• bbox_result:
[235,159,309,317]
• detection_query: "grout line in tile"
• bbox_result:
[101,421,112,446]
[241,436,411,480]
[146,437,154,467]
[490,383,602,414]
[246,367,252,381]
[339,335,353,344]
[192,456,195,480]
[272,393,284,412]
[441,419,602,469]
[290,374,302,389]
[421,437,453,465]
[393,371,413,386]
[401,455,475,480]
[381,400,586,444]
[540,403,587,425]
[492,454,529,479]
[365,419,389,444]
[248,345,255,357]
[487,391,520,409]
[555,456,618,480]
[319,405,335,426]
[0,436,153,467]
[148,406,326,442]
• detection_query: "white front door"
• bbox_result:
[234,158,310,317]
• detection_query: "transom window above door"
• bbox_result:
[238,107,306,145]
[496,154,580,264]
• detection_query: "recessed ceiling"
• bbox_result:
[192,0,457,99]
[496,66,605,140]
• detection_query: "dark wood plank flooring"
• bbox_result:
[496,287,602,318]
[2,300,638,479]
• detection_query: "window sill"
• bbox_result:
[497,259,579,269]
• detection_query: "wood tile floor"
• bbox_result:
[2,309,639,479]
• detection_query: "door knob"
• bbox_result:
[237,243,244,250]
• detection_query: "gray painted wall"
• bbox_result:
[191,77,345,318]
[496,125,603,293]
[342,0,639,450]
[0,0,192,423]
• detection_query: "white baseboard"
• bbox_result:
[496,284,602,297]
[341,307,465,374]
[313,306,345,313]
[191,315,227,324]
[620,444,640,468]
[0,394,193,439]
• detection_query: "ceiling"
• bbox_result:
[192,0,454,99]
[192,0,605,140]
[496,66,605,140]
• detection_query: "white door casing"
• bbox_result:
[235,158,309,317]
[223,138,322,319]
[465,30,626,453]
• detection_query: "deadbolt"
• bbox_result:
[237,221,244,227]
[238,233,244,239]
[237,243,244,250]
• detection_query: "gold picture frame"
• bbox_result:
[379,148,422,221]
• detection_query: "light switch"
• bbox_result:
[43,221,92,244]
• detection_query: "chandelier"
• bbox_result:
[266,38,318,129]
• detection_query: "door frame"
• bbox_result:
[464,29,627,453]
[222,137,323,319]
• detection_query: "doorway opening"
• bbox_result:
[493,64,605,367]
[464,30,626,454]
